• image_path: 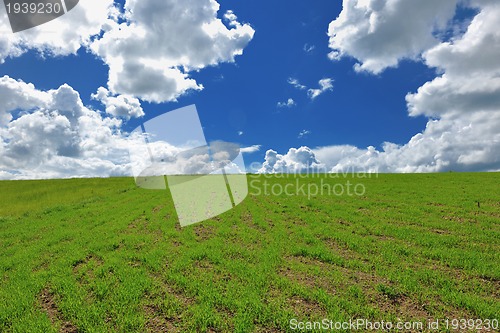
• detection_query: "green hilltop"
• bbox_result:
[0,173,499,332]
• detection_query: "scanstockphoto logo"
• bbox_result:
[3,0,79,33]
[247,164,378,200]
[128,105,248,228]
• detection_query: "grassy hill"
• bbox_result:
[0,173,499,332]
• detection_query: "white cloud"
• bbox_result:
[314,109,500,172]
[0,0,116,63]
[0,75,49,126]
[304,44,315,53]
[92,87,144,119]
[0,77,253,179]
[262,110,500,173]
[0,76,134,179]
[129,139,247,177]
[288,78,334,100]
[328,0,460,74]
[287,78,307,90]
[238,131,244,136]
[224,10,238,25]
[307,78,334,100]
[241,145,261,154]
[258,147,324,174]
[1,0,254,104]
[90,0,255,103]
[298,130,311,139]
[406,1,500,118]
[277,98,296,108]
[260,1,500,173]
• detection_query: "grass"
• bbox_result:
[0,173,498,332]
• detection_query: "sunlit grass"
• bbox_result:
[0,173,498,332]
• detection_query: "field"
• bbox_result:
[0,173,499,332]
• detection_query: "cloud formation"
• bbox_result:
[241,145,261,154]
[307,79,334,100]
[277,98,296,108]
[92,87,144,119]
[0,77,251,179]
[260,0,500,174]
[0,0,256,179]
[328,0,460,74]
[258,146,324,174]
[1,0,254,103]
[288,77,334,100]
[287,78,306,90]
[0,76,132,179]
[0,0,116,62]
[406,1,500,118]
[298,130,311,139]
[89,0,255,102]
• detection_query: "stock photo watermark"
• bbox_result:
[289,318,499,331]
[128,104,378,227]
[3,0,79,33]
[248,164,378,200]
[128,105,248,228]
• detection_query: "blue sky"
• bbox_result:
[0,0,499,178]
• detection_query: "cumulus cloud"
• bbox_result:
[261,1,500,173]
[0,1,256,180]
[406,1,500,118]
[0,75,49,125]
[224,10,238,24]
[90,0,255,102]
[263,110,500,173]
[277,98,296,108]
[129,139,246,177]
[328,0,460,74]
[0,77,253,179]
[307,78,334,100]
[313,109,500,172]
[1,0,254,104]
[0,77,133,179]
[258,147,324,174]
[92,87,144,119]
[0,0,116,63]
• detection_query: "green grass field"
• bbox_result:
[0,173,499,332]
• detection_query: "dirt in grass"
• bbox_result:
[287,295,325,318]
[193,223,215,241]
[143,304,180,333]
[152,204,165,213]
[279,264,337,295]
[72,254,103,282]
[279,255,433,320]
[143,272,196,333]
[39,288,78,333]
[322,237,364,260]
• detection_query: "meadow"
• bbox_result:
[0,173,498,332]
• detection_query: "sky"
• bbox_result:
[0,0,499,179]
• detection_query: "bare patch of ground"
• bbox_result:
[143,304,180,333]
[287,295,324,318]
[279,255,433,320]
[39,288,78,333]
[72,254,103,276]
[143,273,196,333]
[193,224,215,241]
[152,204,165,213]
